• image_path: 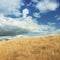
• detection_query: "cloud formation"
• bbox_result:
[0,14,59,36]
[0,0,60,38]
[36,0,59,13]
[22,8,29,18]
[0,0,23,17]
[33,12,40,18]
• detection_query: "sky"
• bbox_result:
[0,0,60,38]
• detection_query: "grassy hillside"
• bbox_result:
[0,35,60,60]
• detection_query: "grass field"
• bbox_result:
[0,35,60,60]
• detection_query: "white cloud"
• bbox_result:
[33,12,41,18]
[50,29,60,35]
[0,15,39,36]
[55,29,60,34]
[0,0,23,16]
[0,0,60,40]
[22,8,29,18]
[36,0,59,13]
[0,14,59,36]
[0,16,60,40]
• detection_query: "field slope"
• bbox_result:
[0,35,60,60]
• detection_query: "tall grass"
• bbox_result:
[0,35,60,60]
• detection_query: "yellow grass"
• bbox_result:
[0,35,60,60]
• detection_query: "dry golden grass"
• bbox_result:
[0,35,60,60]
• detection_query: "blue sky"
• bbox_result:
[0,0,60,37]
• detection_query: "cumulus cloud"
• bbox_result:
[0,0,60,40]
[36,0,59,13]
[0,17,29,36]
[0,0,23,17]
[0,8,59,36]
[22,8,29,18]
[0,14,59,36]
[0,14,47,36]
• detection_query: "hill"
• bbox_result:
[0,35,60,60]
